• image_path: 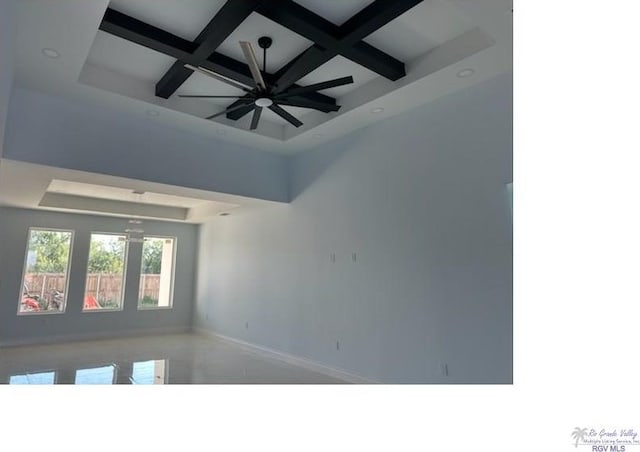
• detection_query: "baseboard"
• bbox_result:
[192,327,378,384]
[0,326,191,348]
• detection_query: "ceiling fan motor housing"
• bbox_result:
[258,36,273,49]
[179,38,353,129]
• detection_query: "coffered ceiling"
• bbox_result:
[11,0,512,153]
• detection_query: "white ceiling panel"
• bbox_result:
[364,0,475,62]
[108,0,226,41]
[293,0,375,26]
[86,31,176,82]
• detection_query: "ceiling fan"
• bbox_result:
[178,37,354,130]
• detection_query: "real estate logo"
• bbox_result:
[572,427,640,450]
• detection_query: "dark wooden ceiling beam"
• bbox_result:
[99,8,335,107]
[100,9,196,60]
[99,1,423,125]
[256,0,423,92]
[338,0,424,45]
[156,0,261,98]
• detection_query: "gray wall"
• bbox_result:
[0,0,15,162]
[4,87,289,203]
[0,207,198,345]
[194,73,513,383]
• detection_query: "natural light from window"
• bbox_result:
[83,233,128,311]
[18,228,73,315]
[138,237,175,309]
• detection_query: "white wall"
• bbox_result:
[194,73,513,383]
[4,87,289,203]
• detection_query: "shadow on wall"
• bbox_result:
[289,129,371,201]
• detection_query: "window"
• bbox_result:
[138,237,176,309]
[18,228,74,315]
[83,233,128,311]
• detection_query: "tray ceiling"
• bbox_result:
[12,0,512,154]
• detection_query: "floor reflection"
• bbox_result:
[9,371,56,385]
[75,365,116,384]
[6,359,168,385]
[131,360,167,384]
[0,334,347,384]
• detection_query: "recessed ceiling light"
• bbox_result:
[42,48,60,59]
[216,129,226,136]
[219,212,230,217]
[312,133,323,138]
[146,109,159,117]
[370,107,384,114]
[457,68,475,78]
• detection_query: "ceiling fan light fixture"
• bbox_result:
[255,97,273,108]
[185,39,354,130]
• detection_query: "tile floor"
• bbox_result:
[0,333,347,384]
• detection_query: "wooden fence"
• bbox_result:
[24,273,161,302]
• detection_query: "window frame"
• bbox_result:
[137,235,177,311]
[82,231,130,313]
[17,227,75,316]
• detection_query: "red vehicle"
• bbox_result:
[83,295,101,310]
[21,285,64,312]
[21,285,41,312]
[21,295,41,311]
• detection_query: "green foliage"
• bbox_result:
[139,295,158,306]
[87,236,125,273]
[141,239,163,274]
[98,299,120,309]
[28,230,71,273]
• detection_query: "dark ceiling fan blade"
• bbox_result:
[239,41,267,91]
[275,76,354,98]
[269,104,303,128]
[250,107,262,130]
[226,98,257,120]
[276,97,340,113]
[179,95,252,98]
[184,64,253,93]
[206,101,255,120]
